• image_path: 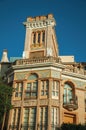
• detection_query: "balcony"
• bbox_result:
[13,56,61,65]
[63,95,78,111]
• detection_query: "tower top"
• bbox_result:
[23,14,59,59]
[23,14,56,29]
[27,14,54,21]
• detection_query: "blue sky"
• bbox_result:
[0,0,86,62]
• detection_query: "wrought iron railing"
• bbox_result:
[63,95,78,111]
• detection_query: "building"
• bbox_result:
[1,14,86,130]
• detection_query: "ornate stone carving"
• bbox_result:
[24,100,37,106]
[51,70,61,78]
[15,72,28,80]
[51,100,59,106]
[12,101,22,107]
[38,70,51,78]
[40,99,48,105]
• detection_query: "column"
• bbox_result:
[36,80,41,130]
[48,79,52,130]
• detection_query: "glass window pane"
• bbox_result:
[41,91,44,96]
[19,83,23,91]
[27,83,31,90]
[56,92,58,96]
[26,92,30,97]
[19,92,22,97]
[52,91,55,96]
[45,91,48,95]
[15,92,18,97]
[32,92,36,96]
[33,82,37,91]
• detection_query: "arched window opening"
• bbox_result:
[63,82,78,111]
[25,74,38,99]
[63,83,74,104]
[28,73,38,80]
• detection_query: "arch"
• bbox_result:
[27,73,38,80]
[64,81,75,93]
[62,79,76,90]
[63,81,75,104]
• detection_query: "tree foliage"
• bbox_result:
[61,123,86,130]
[0,77,13,124]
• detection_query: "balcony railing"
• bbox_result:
[13,56,61,65]
[12,56,86,76]
[63,95,78,111]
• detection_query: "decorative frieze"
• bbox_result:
[62,76,86,88]
[24,100,37,106]
[51,100,59,106]
[12,101,22,107]
[51,70,61,78]
[23,19,55,29]
[38,69,51,78]
[40,99,48,105]
[15,72,28,80]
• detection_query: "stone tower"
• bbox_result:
[23,14,59,59]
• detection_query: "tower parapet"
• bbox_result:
[23,14,56,29]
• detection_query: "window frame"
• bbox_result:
[52,80,59,99]
[40,80,49,98]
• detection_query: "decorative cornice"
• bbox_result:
[23,19,56,29]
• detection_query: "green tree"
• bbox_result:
[61,123,86,130]
[0,77,13,130]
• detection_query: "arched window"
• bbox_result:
[25,74,38,99]
[63,83,74,104]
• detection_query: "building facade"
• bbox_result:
[1,14,86,130]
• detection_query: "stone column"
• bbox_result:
[48,79,52,130]
[36,79,41,130]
